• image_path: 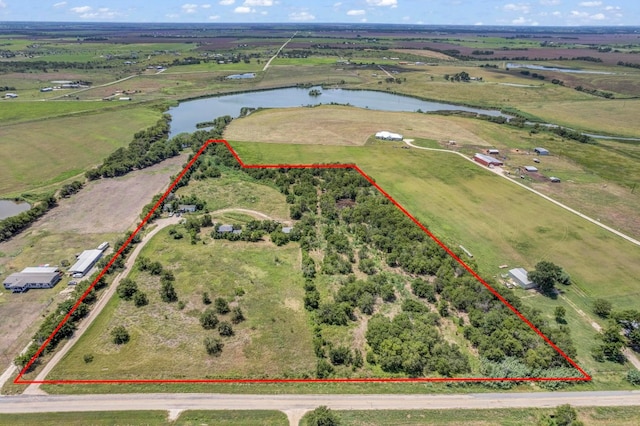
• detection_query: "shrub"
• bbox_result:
[305,406,340,426]
[316,359,334,379]
[214,297,230,314]
[133,291,148,307]
[200,309,219,330]
[231,306,245,324]
[218,321,234,336]
[117,278,138,300]
[593,299,612,318]
[627,370,640,386]
[204,336,224,356]
[83,354,94,363]
[202,292,211,305]
[111,326,130,345]
[160,281,178,303]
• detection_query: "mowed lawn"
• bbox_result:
[229,141,640,310]
[0,107,159,196]
[48,229,316,381]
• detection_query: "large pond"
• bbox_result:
[506,63,615,75]
[0,200,30,221]
[168,87,509,136]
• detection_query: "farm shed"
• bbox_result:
[3,267,62,293]
[375,131,403,141]
[178,204,197,213]
[487,149,500,155]
[524,166,538,172]
[218,224,234,233]
[69,249,103,277]
[473,153,503,167]
[550,177,561,183]
[534,147,549,155]
[509,268,536,289]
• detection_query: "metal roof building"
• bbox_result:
[474,153,504,167]
[534,147,549,155]
[524,166,538,172]
[69,249,103,277]
[218,224,234,233]
[509,268,536,289]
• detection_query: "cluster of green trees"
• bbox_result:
[444,71,471,82]
[116,278,149,307]
[137,256,178,302]
[0,195,56,242]
[590,300,640,364]
[548,126,593,144]
[198,292,244,355]
[575,85,614,99]
[85,115,177,179]
[0,60,115,73]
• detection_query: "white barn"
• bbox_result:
[375,131,403,141]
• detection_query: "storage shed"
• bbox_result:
[524,166,538,172]
[534,147,549,155]
[69,250,103,277]
[509,268,536,289]
[473,153,503,167]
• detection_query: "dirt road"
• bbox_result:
[263,32,298,71]
[22,216,181,395]
[403,140,640,248]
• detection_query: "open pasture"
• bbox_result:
[0,106,160,196]
[228,140,640,311]
[47,233,316,381]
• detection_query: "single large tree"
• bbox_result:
[529,261,563,294]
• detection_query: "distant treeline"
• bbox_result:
[0,60,116,73]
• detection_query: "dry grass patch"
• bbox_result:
[225,106,490,147]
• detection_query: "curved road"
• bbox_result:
[404,140,640,248]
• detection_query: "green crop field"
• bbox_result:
[0,101,127,125]
[0,106,160,196]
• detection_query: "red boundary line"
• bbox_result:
[15,139,591,385]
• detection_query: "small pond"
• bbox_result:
[0,200,31,220]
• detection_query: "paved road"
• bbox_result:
[1,391,640,424]
[263,32,298,71]
[404,140,640,248]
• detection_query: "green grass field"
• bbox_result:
[47,228,315,381]
[0,101,123,125]
[325,406,640,426]
[0,106,160,196]
[0,410,287,426]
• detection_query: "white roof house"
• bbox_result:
[524,166,538,172]
[375,131,403,141]
[69,249,103,276]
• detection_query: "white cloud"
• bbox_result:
[166,13,179,18]
[347,9,365,15]
[366,0,398,7]
[504,3,531,13]
[70,5,92,13]
[570,10,589,18]
[475,22,483,25]
[605,6,620,11]
[234,6,254,13]
[0,0,6,8]
[53,1,67,8]
[333,2,342,6]
[209,14,220,19]
[361,18,367,22]
[590,12,605,19]
[539,0,560,5]
[201,4,211,8]
[512,16,527,24]
[219,0,235,5]
[552,11,561,16]
[181,3,198,13]
[579,1,601,6]
[289,11,315,21]
[243,0,273,6]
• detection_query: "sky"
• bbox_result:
[0,1,638,26]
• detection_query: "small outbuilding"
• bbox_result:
[534,147,549,156]
[375,131,404,141]
[524,166,538,172]
[550,177,561,183]
[509,268,536,289]
[4,93,18,99]
[178,204,197,213]
[487,149,500,155]
[217,224,234,233]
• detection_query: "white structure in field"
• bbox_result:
[375,131,403,141]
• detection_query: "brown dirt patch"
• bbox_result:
[389,49,457,61]
[35,155,186,234]
[224,106,490,147]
